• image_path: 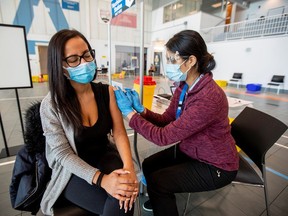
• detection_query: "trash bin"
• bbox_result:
[133,76,156,110]
[215,80,228,87]
[246,83,262,93]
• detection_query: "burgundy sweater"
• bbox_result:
[129,72,239,171]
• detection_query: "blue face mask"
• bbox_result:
[64,61,96,84]
[166,60,190,82]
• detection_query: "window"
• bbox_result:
[163,0,201,23]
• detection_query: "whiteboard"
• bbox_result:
[0,24,32,89]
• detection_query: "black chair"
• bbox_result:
[183,107,287,216]
[52,201,99,216]
[37,207,97,215]
[101,67,108,74]
[265,75,285,94]
[231,107,287,216]
[229,73,243,89]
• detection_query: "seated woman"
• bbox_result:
[114,30,239,216]
[40,29,138,216]
[148,64,156,76]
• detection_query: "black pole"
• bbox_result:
[15,89,25,139]
[133,131,141,170]
[0,112,9,157]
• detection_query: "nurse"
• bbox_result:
[114,30,239,216]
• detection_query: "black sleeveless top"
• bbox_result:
[74,83,113,167]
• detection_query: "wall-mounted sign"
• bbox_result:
[111,0,135,18]
[62,0,79,11]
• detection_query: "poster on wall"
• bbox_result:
[111,12,137,28]
[153,52,162,76]
[0,24,32,89]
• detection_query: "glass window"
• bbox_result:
[163,0,201,23]
[115,45,147,76]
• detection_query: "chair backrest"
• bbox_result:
[271,75,284,83]
[231,107,287,171]
[232,73,242,79]
[24,101,45,153]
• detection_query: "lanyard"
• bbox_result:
[174,83,188,158]
[176,75,203,119]
[176,83,188,119]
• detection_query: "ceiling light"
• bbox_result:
[211,2,222,8]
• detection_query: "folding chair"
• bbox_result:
[229,73,243,89]
[265,75,285,94]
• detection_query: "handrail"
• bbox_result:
[201,18,226,34]
[200,13,288,43]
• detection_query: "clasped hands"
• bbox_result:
[102,169,139,213]
[114,88,145,117]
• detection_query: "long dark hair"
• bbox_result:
[165,30,216,74]
[47,29,92,132]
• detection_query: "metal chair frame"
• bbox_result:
[265,75,285,94]
[229,73,243,89]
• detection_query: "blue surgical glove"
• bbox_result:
[114,89,134,116]
[126,90,145,113]
[124,88,133,103]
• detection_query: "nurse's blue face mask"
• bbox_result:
[165,51,191,82]
[63,49,96,84]
[166,60,188,82]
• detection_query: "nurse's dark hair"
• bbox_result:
[165,30,216,74]
[47,29,92,132]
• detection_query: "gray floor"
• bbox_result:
[0,76,288,216]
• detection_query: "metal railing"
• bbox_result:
[200,13,288,43]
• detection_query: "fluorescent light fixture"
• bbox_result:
[211,1,229,8]
[211,2,222,8]
[189,10,197,15]
[154,46,164,51]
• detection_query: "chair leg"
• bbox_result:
[263,165,271,216]
[135,195,142,216]
[183,193,191,216]
[277,85,280,95]
[139,181,144,195]
[265,86,271,93]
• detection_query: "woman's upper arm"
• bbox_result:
[40,97,75,165]
[108,86,126,135]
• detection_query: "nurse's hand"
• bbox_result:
[125,89,145,113]
[114,88,134,117]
